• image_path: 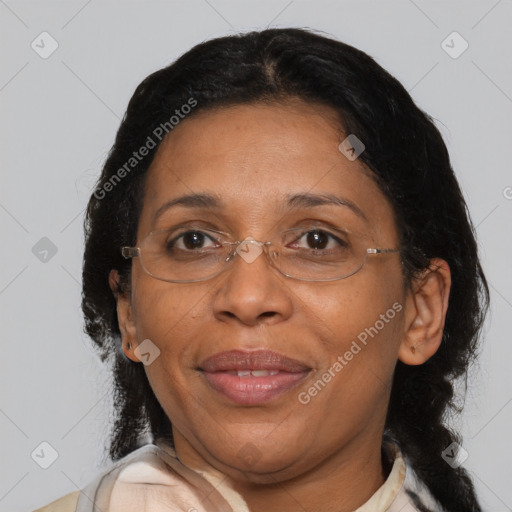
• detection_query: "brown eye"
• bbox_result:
[181,231,207,250]
[305,230,329,250]
[166,231,218,253]
[291,229,348,252]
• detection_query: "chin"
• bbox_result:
[212,444,304,483]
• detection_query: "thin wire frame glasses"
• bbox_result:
[121,226,400,283]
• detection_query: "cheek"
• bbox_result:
[132,271,207,334]
[131,277,213,382]
[297,285,403,429]
[303,268,403,349]
[132,283,212,423]
[299,271,405,403]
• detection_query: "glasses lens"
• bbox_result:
[272,230,367,281]
[139,228,230,282]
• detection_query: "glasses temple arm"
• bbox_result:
[121,247,140,259]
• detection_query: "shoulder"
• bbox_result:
[33,490,80,512]
[32,444,158,512]
[33,441,242,512]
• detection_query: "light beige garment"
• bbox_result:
[33,438,444,512]
[34,491,80,512]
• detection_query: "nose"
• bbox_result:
[212,240,293,326]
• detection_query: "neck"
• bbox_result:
[172,427,390,512]
[231,434,388,512]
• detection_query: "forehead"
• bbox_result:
[138,100,398,242]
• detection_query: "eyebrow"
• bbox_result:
[285,193,369,223]
[153,192,369,224]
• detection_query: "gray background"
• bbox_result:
[1,1,511,510]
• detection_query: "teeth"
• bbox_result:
[234,370,280,377]
[251,370,278,377]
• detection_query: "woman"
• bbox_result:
[35,28,489,512]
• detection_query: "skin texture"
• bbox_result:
[110,99,451,512]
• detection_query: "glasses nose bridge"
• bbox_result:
[226,238,276,271]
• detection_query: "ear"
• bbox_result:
[398,258,451,365]
[109,270,139,363]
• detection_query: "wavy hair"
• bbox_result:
[82,28,489,511]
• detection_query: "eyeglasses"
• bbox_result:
[121,226,400,283]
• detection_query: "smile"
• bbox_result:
[199,349,312,405]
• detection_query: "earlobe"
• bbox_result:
[398,258,451,366]
[109,270,139,363]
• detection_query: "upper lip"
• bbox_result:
[199,349,311,373]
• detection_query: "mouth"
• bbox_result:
[198,349,312,405]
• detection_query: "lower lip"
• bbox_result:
[202,371,310,405]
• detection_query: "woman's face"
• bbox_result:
[117,99,408,484]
